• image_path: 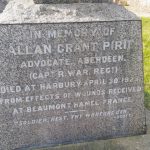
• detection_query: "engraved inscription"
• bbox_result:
[0,21,145,149]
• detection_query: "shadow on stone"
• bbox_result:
[0,0,8,13]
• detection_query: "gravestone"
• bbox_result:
[0,0,146,150]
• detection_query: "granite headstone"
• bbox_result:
[0,1,146,150]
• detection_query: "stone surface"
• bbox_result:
[33,0,112,4]
[0,1,146,150]
[0,0,8,13]
[39,110,150,150]
[0,1,139,24]
[0,20,146,150]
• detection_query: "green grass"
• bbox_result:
[142,17,150,109]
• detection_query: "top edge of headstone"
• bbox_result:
[33,0,113,4]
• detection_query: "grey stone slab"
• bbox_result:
[37,109,150,150]
[0,20,146,150]
[33,0,112,4]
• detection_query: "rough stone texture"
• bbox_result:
[33,0,113,4]
[0,1,146,150]
[0,20,146,150]
[40,110,150,150]
[0,1,140,24]
[0,0,8,13]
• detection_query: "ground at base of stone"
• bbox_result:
[34,110,150,150]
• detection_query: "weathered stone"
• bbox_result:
[0,2,146,150]
[33,0,113,4]
[0,2,140,24]
[0,0,8,13]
